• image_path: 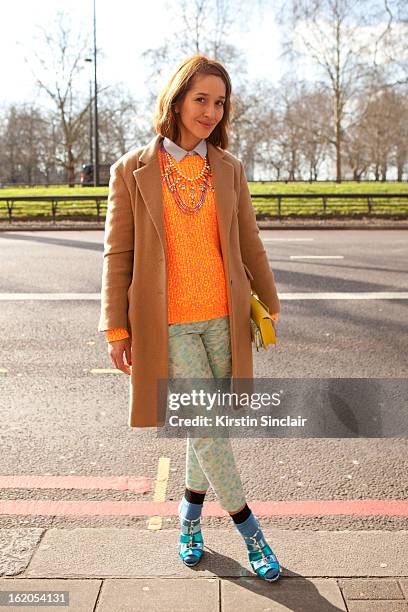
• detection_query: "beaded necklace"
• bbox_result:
[158,141,215,215]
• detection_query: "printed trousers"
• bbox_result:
[168,314,247,513]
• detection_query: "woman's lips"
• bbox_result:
[198,120,215,128]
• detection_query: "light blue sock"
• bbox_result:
[234,510,259,538]
[178,495,203,521]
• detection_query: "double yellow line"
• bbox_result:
[147,457,170,530]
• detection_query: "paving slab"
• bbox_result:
[338,578,405,600]
[22,528,408,579]
[97,578,219,612]
[0,575,406,611]
[346,602,408,611]
[400,580,408,598]
[0,579,101,611]
[0,530,44,577]
[221,577,347,611]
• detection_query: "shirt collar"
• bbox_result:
[162,136,207,162]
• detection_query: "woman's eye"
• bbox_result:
[196,98,224,106]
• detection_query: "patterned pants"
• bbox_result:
[168,314,247,513]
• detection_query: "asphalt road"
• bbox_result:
[0,228,407,531]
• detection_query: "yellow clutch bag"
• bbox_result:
[250,292,277,351]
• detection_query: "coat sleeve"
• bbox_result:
[97,163,134,332]
[237,161,280,316]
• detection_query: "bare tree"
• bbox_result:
[364,86,405,180]
[0,104,49,184]
[277,82,331,180]
[277,0,397,182]
[393,94,408,180]
[140,0,254,121]
[296,89,331,180]
[96,85,158,160]
[370,0,408,88]
[226,78,274,178]
[0,106,20,184]
[343,121,371,181]
[21,10,93,185]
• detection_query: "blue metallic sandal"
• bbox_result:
[244,528,281,582]
[178,512,204,567]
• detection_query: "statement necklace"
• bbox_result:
[159,142,215,214]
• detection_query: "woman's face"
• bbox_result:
[174,74,226,148]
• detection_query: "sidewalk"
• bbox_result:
[0,217,408,231]
[0,527,407,610]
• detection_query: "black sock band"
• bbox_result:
[230,503,251,524]
[184,487,206,505]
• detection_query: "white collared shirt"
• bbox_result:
[162,136,207,162]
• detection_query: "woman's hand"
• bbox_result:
[108,337,132,375]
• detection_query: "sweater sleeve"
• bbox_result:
[105,327,130,343]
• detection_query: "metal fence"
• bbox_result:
[0,193,407,223]
[250,193,408,218]
[0,196,107,223]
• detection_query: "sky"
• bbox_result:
[3,0,403,180]
[2,0,284,109]
[3,0,404,111]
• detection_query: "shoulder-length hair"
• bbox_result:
[153,54,233,150]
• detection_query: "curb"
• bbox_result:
[0,221,408,232]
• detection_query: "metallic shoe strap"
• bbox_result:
[245,528,275,564]
[180,515,201,536]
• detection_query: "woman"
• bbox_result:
[98,54,281,582]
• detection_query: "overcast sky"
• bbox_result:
[2,0,284,109]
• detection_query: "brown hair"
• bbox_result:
[153,54,233,150]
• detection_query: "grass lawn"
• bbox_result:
[1,182,407,219]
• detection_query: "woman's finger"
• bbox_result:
[124,344,132,366]
[108,342,131,374]
[114,350,131,375]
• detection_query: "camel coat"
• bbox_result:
[98,133,280,427]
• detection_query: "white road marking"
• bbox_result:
[281,292,408,299]
[0,293,99,300]
[90,368,122,374]
[1,292,407,300]
[290,255,344,259]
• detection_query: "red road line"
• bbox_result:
[0,475,152,493]
[0,499,407,517]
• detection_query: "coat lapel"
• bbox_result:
[132,134,235,261]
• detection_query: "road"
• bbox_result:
[0,228,407,532]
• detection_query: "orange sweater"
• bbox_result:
[105,148,277,342]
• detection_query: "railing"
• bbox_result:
[0,193,407,223]
[0,196,108,223]
[250,193,408,218]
